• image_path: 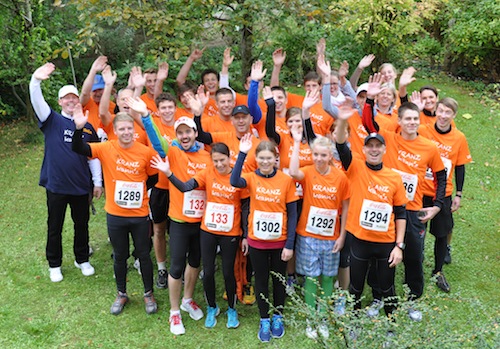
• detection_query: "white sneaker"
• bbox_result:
[74,261,95,276]
[49,267,63,282]
[408,307,422,322]
[169,312,185,335]
[305,320,318,339]
[180,299,204,320]
[318,321,330,339]
[366,299,384,318]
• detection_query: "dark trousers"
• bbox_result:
[107,214,153,294]
[46,190,90,267]
[249,246,287,319]
[200,230,239,308]
[349,235,397,315]
[168,221,201,279]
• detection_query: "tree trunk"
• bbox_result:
[240,24,253,78]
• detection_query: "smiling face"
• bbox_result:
[256,149,277,175]
[58,94,79,115]
[175,124,197,150]
[91,89,104,104]
[363,139,386,165]
[114,120,135,146]
[231,112,252,135]
[312,144,333,172]
[158,100,176,125]
[203,73,219,95]
[398,109,420,137]
[216,92,235,118]
[421,89,438,112]
[272,90,287,113]
[286,112,303,132]
[376,87,395,108]
[435,103,456,130]
[330,75,340,96]
[211,151,231,175]
[304,80,320,93]
[380,64,397,84]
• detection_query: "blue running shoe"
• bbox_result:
[226,307,239,328]
[204,305,220,328]
[258,318,271,342]
[271,314,285,338]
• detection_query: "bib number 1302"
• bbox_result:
[253,210,283,240]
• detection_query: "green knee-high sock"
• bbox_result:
[304,277,319,310]
[319,275,335,313]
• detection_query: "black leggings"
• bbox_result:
[107,214,153,294]
[249,246,287,319]
[168,220,201,279]
[349,235,397,315]
[433,236,448,274]
[200,230,239,308]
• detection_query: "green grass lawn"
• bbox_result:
[0,74,498,348]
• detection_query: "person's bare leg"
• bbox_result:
[182,265,200,300]
[169,276,182,311]
[338,267,350,290]
[153,221,167,265]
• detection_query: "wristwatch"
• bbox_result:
[396,242,406,250]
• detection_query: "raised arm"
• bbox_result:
[288,125,305,181]
[302,89,320,142]
[335,100,355,170]
[176,47,206,87]
[270,48,286,87]
[248,60,266,123]
[398,67,416,101]
[317,54,339,119]
[130,66,146,98]
[230,134,253,188]
[154,62,169,100]
[150,154,199,192]
[219,47,236,98]
[30,63,55,122]
[72,103,92,157]
[99,65,117,127]
[349,54,375,90]
[263,86,280,145]
[189,86,213,145]
[80,56,108,107]
[362,73,384,133]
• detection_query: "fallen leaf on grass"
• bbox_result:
[462,113,473,119]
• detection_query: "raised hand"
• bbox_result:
[303,88,319,110]
[337,98,355,121]
[251,60,267,81]
[410,91,424,111]
[223,47,234,67]
[399,67,417,88]
[339,60,349,78]
[101,65,117,85]
[239,133,253,154]
[157,62,169,81]
[358,54,375,70]
[290,124,302,143]
[367,73,383,99]
[33,63,56,81]
[189,47,206,61]
[125,96,149,116]
[130,66,146,87]
[91,56,108,73]
[150,154,172,176]
[317,54,331,78]
[73,103,89,130]
[262,86,273,100]
[272,48,286,67]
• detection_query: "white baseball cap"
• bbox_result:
[174,116,197,131]
[58,85,79,99]
[356,83,369,96]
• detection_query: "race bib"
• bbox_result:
[114,180,143,209]
[425,156,453,181]
[282,168,303,197]
[204,202,234,232]
[305,206,338,237]
[182,190,206,218]
[253,210,283,240]
[359,199,392,232]
[392,168,418,201]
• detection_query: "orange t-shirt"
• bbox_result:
[211,132,258,173]
[308,102,335,136]
[167,146,212,223]
[419,124,472,197]
[381,131,445,211]
[204,98,219,118]
[141,93,158,117]
[201,115,234,134]
[242,171,299,244]
[254,113,289,141]
[194,166,245,237]
[235,92,268,115]
[345,157,408,243]
[82,98,116,135]
[149,117,176,190]
[297,165,351,240]
[286,92,304,109]
[103,114,148,145]
[89,140,158,217]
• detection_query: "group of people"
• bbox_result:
[30,39,471,343]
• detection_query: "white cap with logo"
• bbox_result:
[58,85,80,99]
